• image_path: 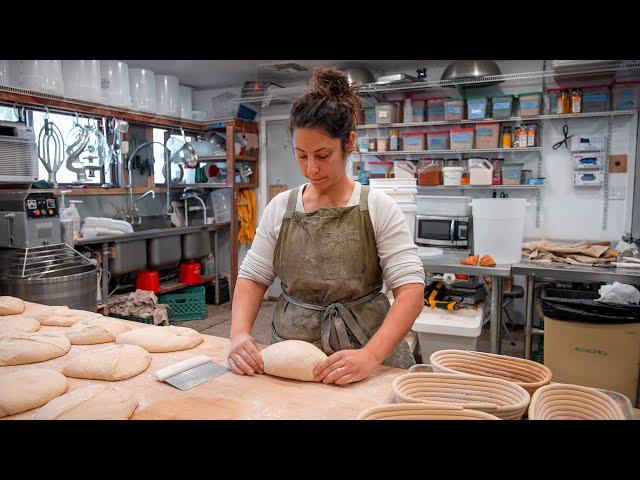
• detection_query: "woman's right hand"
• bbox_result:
[227,333,264,376]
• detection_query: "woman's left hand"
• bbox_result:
[313,348,381,385]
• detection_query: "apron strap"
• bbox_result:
[283,187,299,219]
[359,185,370,212]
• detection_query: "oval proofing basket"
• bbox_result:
[429,350,552,395]
[528,383,626,420]
[356,403,500,420]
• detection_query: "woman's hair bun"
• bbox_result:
[309,67,361,109]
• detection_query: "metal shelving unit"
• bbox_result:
[359,147,541,156]
[171,183,228,189]
[417,185,543,191]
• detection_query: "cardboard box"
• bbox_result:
[543,316,640,405]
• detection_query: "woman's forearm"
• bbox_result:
[230,278,269,339]
[363,283,424,363]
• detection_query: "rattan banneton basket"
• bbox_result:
[429,350,552,395]
[356,403,500,420]
[392,372,530,420]
[528,383,626,420]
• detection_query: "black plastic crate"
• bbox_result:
[205,277,230,305]
[540,287,640,323]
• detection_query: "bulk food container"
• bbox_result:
[375,103,398,124]
[100,60,131,107]
[518,92,542,117]
[402,131,426,151]
[582,85,610,113]
[412,97,426,122]
[364,107,377,124]
[426,130,450,150]
[450,128,474,150]
[444,98,465,121]
[427,97,448,121]
[491,94,514,118]
[474,122,500,149]
[612,81,640,110]
[63,60,102,102]
[155,74,180,117]
[466,96,489,120]
[502,162,523,185]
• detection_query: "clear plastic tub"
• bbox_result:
[129,67,157,112]
[470,198,527,264]
[492,95,514,118]
[502,162,523,185]
[402,131,426,151]
[100,60,131,107]
[612,81,640,110]
[426,130,450,150]
[427,97,447,121]
[63,60,102,102]
[156,75,180,117]
[180,85,193,119]
[582,85,610,113]
[518,92,542,117]
[375,103,398,124]
[450,128,474,150]
[445,98,465,121]
[474,123,500,149]
[466,96,489,120]
[364,107,377,124]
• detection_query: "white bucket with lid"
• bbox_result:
[471,198,528,264]
[442,166,463,186]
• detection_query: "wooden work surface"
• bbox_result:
[2,320,404,420]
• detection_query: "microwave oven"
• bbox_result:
[415,214,472,248]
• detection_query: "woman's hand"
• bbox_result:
[313,347,381,385]
[227,333,264,376]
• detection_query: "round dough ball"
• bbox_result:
[65,317,131,345]
[261,340,328,381]
[30,306,103,327]
[0,296,25,316]
[0,369,68,417]
[0,316,41,339]
[63,344,151,381]
[0,332,71,366]
[33,385,138,420]
[116,325,203,353]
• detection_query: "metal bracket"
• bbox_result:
[603,115,614,229]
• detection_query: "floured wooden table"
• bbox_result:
[1,320,405,420]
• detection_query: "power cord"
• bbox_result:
[553,124,573,150]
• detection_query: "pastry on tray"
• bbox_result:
[460,255,480,266]
[479,255,496,267]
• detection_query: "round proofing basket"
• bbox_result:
[392,372,530,420]
[528,383,626,420]
[357,403,500,420]
[430,350,552,395]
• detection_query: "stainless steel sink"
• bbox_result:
[132,216,174,232]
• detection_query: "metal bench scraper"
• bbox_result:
[155,355,230,391]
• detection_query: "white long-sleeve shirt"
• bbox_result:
[238,182,425,290]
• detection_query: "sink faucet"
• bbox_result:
[182,188,208,227]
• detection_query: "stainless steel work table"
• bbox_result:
[421,250,512,354]
[512,260,640,360]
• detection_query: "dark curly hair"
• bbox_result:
[289,67,362,151]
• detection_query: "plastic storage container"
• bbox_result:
[416,195,472,216]
[426,130,450,150]
[158,285,207,323]
[129,67,156,112]
[179,85,193,119]
[369,178,417,202]
[469,158,493,185]
[376,129,389,152]
[450,128,474,150]
[581,85,610,113]
[502,162,523,185]
[364,107,377,124]
[417,159,443,186]
[466,96,489,120]
[62,60,102,102]
[412,97,426,122]
[518,92,542,117]
[427,97,447,121]
[612,81,640,110]
[471,198,527,264]
[15,60,64,95]
[444,98,465,121]
[442,166,463,186]
[155,75,180,117]
[100,60,131,107]
[375,103,398,124]
[402,131,426,151]
[474,123,500,149]
[492,95,514,118]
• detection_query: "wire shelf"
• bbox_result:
[417,185,543,191]
[359,147,542,156]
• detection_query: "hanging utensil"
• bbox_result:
[37,107,65,187]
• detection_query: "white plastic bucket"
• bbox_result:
[155,74,180,117]
[442,166,463,186]
[179,85,193,119]
[0,60,11,86]
[15,60,64,95]
[62,60,101,101]
[398,202,417,240]
[471,198,527,264]
[129,68,156,112]
[100,60,131,107]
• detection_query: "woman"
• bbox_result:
[228,67,425,385]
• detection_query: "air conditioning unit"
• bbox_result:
[0,121,39,184]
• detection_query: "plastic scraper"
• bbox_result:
[155,355,230,391]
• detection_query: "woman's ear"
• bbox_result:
[346,131,356,154]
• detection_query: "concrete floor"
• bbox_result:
[179,301,529,361]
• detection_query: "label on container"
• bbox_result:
[452,132,472,142]
[476,127,495,137]
[378,110,389,118]
[429,106,445,115]
[365,113,377,123]
[520,100,540,110]
[493,101,511,111]
[505,170,520,179]
[583,94,607,103]
[446,105,462,114]
[430,138,445,148]
[405,137,422,146]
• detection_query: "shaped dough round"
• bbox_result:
[0,296,25,316]
[65,317,131,345]
[63,344,151,381]
[28,306,103,327]
[0,316,41,339]
[116,325,203,353]
[261,340,328,381]
[33,385,138,420]
[0,332,71,366]
[0,369,68,417]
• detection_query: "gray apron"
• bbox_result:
[271,184,414,369]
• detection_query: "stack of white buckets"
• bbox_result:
[368,177,418,240]
[471,198,528,264]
